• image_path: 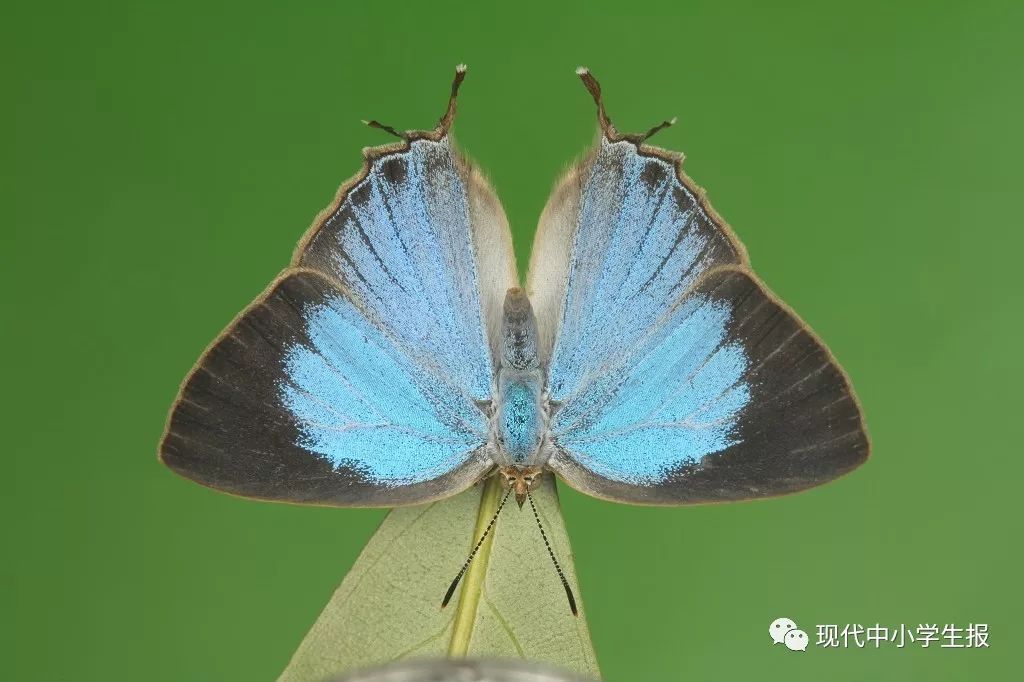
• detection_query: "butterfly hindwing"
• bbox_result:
[161,270,494,506]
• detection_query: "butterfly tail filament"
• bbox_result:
[576,66,676,144]
[364,64,467,142]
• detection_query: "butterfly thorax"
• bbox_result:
[497,373,544,463]
[492,288,550,505]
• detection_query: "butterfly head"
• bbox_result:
[499,465,543,509]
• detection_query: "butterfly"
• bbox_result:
[160,65,869,613]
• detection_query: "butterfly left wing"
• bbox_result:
[530,70,869,505]
[161,270,494,506]
[161,67,516,506]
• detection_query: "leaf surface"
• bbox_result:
[279,477,599,681]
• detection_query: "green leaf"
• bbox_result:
[278,477,600,681]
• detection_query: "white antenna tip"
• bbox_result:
[670,116,679,125]
[575,66,589,76]
[456,63,467,73]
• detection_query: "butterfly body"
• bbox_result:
[491,287,549,505]
[495,287,547,459]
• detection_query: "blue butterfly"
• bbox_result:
[160,66,868,608]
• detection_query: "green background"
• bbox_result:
[5,1,1021,679]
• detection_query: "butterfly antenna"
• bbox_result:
[575,66,677,143]
[526,490,578,616]
[441,484,510,609]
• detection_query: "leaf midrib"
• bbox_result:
[447,475,502,655]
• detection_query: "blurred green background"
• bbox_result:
[4,0,1021,679]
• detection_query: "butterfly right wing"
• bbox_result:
[529,70,868,505]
